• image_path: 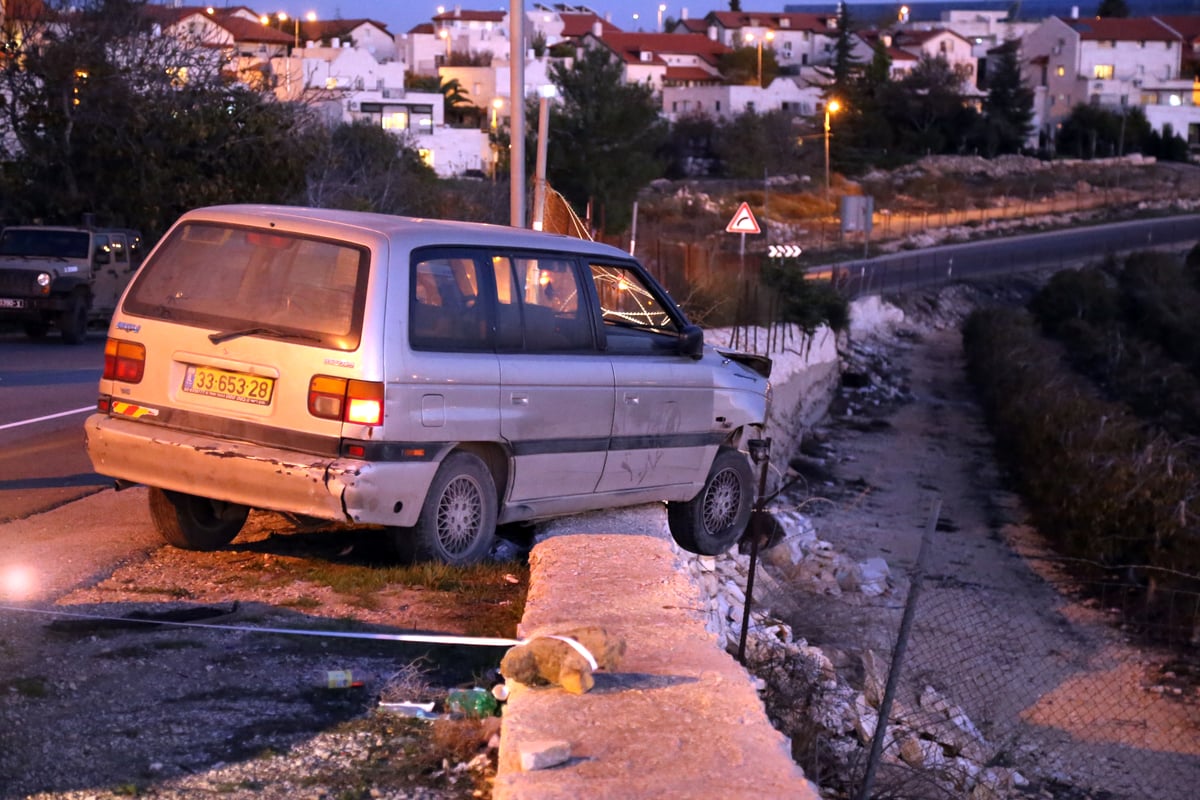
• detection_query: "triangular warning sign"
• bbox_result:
[725,201,761,234]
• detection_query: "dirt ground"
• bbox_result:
[776,282,1199,799]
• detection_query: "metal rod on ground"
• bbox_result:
[856,496,941,800]
[737,438,772,665]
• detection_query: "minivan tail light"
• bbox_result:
[308,375,384,426]
[103,338,146,383]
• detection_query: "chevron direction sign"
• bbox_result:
[768,244,803,258]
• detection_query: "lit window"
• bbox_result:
[383,112,409,130]
[1056,66,1065,77]
[1093,64,1114,80]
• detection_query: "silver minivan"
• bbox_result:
[85,205,772,564]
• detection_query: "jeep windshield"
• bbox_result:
[122,222,370,351]
[0,229,90,258]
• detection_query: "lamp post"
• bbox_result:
[824,98,840,200]
[438,28,451,63]
[745,30,775,88]
[658,3,667,32]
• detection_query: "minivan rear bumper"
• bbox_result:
[84,414,437,528]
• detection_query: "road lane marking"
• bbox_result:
[0,406,94,432]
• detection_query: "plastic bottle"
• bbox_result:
[445,687,499,718]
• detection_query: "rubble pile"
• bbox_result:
[676,532,1029,799]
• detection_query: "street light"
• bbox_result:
[824,98,841,200]
[744,30,775,88]
[438,28,451,62]
[658,3,667,32]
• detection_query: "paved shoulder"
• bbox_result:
[1,487,160,603]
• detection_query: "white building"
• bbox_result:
[1021,14,1199,150]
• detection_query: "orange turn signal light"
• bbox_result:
[102,338,146,384]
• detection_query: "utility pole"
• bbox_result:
[509,0,525,228]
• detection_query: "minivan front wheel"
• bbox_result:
[405,452,497,566]
[149,487,249,550]
[667,447,755,556]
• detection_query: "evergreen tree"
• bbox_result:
[545,46,667,233]
[980,40,1035,155]
[1096,0,1131,18]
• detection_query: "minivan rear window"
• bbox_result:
[124,222,369,351]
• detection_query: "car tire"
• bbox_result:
[667,447,755,556]
[59,291,89,345]
[403,452,497,566]
[149,487,249,550]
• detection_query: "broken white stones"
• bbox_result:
[518,739,571,771]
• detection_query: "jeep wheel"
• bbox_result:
[667,447,755,555]
[149,487,249,550]
[401,452,497,566]
[59,292,89,345]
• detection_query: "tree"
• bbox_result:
[1096,0,1130,17]
[979,40,1034,156]
[878,54,979,156]
[545,46,667,233]
[711,110,810,179]
[828,3,862,94]
[0,0,320,239]
[718,45,780,87]
[1057,103,1151,158]
[304,120,438,216]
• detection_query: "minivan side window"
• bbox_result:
[497,255,593,352]
[410,256,490,351]
[589,262,680,354]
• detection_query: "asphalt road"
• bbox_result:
[0,327,109,522]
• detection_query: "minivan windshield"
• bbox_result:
[123,222,369,351]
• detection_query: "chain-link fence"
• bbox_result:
[772,504,1200,800]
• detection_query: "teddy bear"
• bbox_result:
[499,626,626,695]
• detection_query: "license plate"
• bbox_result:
[182,364,274,406]
[0,298,26,309]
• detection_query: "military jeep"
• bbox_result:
[0,225,140,344]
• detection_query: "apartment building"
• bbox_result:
[1021,14,1199,150]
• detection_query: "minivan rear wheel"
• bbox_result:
[149,487,249,550]
[402,452,497,566]
[667,447,755,555]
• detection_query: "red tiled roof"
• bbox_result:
[593,32,731,67]
[3,0,50,21]
[434,10,505,24]
[664,65,722,82]
[672,19,709,35]
[1060,16,1180,43]
[705,10,835,33]
[299,18,393,41]
[559,12,621,38]
[409,22,435,35]
[1157,15,1200,41]
[219,16,293,45]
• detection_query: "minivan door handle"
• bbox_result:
[510,393,529,406]
[623,393,640,405]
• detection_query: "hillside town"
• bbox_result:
[2,1,1195,179]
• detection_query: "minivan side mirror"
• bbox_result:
[679,324,704,359]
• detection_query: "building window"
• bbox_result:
[383,111,409,130]
[1093,64,1114,80]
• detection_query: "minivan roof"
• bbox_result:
[182,204,634,261]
